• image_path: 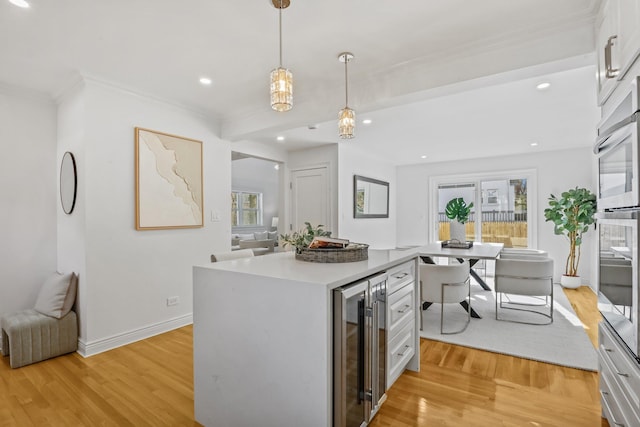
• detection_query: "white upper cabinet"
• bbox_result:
[618,0,640,77]
[596,0,640,105]
[596,0,621,105]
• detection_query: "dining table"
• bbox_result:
[415,241,504,319]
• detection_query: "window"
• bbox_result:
[432,170,536,248]
[437,183,476,241]
[231,191,263,227]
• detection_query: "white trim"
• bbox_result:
[429,168,538,248]
[76,313,193,358]
[53,73,216,123]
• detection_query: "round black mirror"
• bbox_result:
[60,151,77,214]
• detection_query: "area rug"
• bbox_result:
[418,283,598,371]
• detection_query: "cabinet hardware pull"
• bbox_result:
[398,304,411,314]
[605,347,613,352]
[394,272,408,279]
[397,345,410,357]
[616,372,629,378]
[600,390,625,426]
[605,35,619,79]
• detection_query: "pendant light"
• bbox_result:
[338,52,355,139]
[270,0,293,112]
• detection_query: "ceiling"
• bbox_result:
[0,0,602,165]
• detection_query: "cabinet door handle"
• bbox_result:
[617,371,629,378]
[397,345,411,357]
[398,304,411,314]
[604,347,613,352]
[605,35,619,78]
[393,272,409,279]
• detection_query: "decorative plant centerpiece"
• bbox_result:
[445,197,473,242]
[280,222,332,254]
[543,187,596,288]
[281,222,368,263]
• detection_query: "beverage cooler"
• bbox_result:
[333,274,387,427]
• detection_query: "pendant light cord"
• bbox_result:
[344,58,349,107]
[279,0,283,67]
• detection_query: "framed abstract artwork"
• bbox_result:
[135,127,204,230]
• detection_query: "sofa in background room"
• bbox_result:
[231,231,278,256]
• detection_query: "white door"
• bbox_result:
[290,167,330,233]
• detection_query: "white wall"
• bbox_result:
[397,147,596,286]
[56,83,89,339]
[57,79,230,354]
[0,89,57,328]
[338,144,396,249]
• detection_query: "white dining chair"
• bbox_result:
[499,248,549,260]
[420,261,471,334]
[211,249,255,262]
[494,257,554,324]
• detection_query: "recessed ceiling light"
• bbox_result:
[536,82,551,90]
[421,155,427,159]
[362,119,372,125]
[199,77,212,86]
[530,142,539,147]
[276,136,285,142]
[9,0,29,8]
[274,164,280,170]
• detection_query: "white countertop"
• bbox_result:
[195,248,418,289]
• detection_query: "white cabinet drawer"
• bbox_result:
[387,260,415,295]
[600,365,639,427]
[599,323,640,411]
[388,283,414,337]
[388,321,415,385]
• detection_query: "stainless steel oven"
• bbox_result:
[597,211,640,363]
[594,77,640,210]
[333,274,386,427]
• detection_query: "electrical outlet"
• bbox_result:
[167,296,179,306]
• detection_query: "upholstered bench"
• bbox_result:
[1,309,78,368]
[1,272,78,368]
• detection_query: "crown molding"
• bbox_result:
[53,71,222,130]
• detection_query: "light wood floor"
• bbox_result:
[0,287,607,426]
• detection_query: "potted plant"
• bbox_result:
[445,197,473,242]
[280,222,332,254]
[543,187,597,288]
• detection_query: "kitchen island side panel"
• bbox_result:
[193,266,332,427]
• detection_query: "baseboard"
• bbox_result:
[77,313,193,357]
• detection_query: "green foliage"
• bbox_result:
[543,187,596,276]
[280,222,332,252]
[445,197,474,224]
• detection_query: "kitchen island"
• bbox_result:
[193,249,420,427]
